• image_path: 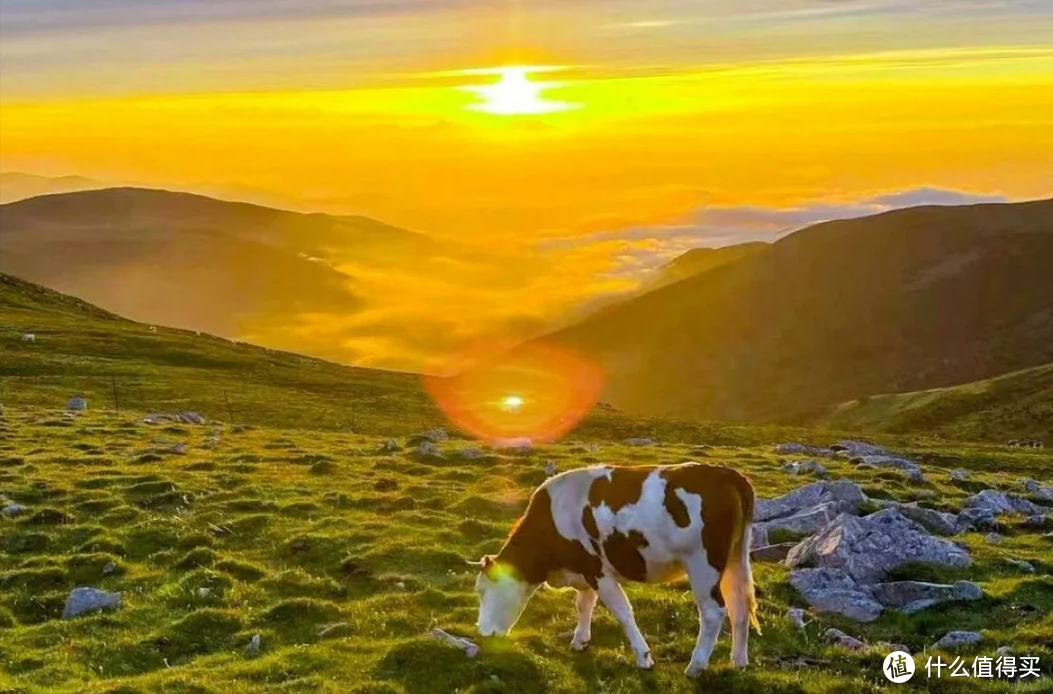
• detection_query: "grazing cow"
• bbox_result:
[471,463,759,676]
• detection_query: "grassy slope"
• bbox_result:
[0,409,1051,694]
[823,364,1053,444]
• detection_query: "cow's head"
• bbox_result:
[470,555,536,637]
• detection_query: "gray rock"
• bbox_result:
[933,631,983,650]
[871,580,983,613]
[1020,479,1053,503]
[950,469,970,483]
[750,525,770,549]
[66,396,88,411]
[407,429,448,445]
[985,532,1003,544]
[786,509,972,584]
[956,507,999,533]
[245,633,262,657]
[377,439,401,454]
[179,412,206,425]
[1022,514,1053,530]
[826,628,867,650]
[63,587,121,618]
[783,460,829,478]
[789,568,884,622]
[833,441,887,457]
[624,437,656,446]
[102,562,116,575]
[776,443,829,456]
[2,503,26,517]
[786,607,807,629]
[754,480,865,522]
[877,642,912,654]
[995,646,1012,657]
[1004,558,1035,573]
[857,455,925,481]
[884,502,960,536]
[456,447,486,460]
[756,501,856,538]
[751,543,796,563]
[963,490,1047,517]
[416,442,443,459]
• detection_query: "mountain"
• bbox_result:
[0,171,108,203]
[542,199,1053,423]
[643,242,769,290]
[822,363,1053,444]
[0,272,437,433]
[0,187,433,343]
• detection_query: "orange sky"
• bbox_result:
[2,1,1052,368]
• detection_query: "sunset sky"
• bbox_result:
[2,0,1052,368]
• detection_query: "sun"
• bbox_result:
[463,66,573,116]
[500,395,525,411]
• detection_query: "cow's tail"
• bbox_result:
[720,474,760,635]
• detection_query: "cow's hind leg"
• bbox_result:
[596,575,653,669]
[684,553,726,678]
[571,588,597,651]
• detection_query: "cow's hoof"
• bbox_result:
[570,637,590,651]
[636,652,655,670]
[685,662,706,678]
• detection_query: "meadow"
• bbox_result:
[1,404,1051,694]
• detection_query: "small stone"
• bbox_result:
[544,461,558,477]
[197,587,212,599]
[933,631,983,650]
[826,628,867,650]
[787,607,807,629]
[624,437,656,446]
[416,441,443,459]
[2,503,26,517]
[66,396,88,411]
[63,587,121,619]
[245,634,262,657]
[377,439,401,454]
[877,642,912,655]
[995,646,1012,658]
[950,469,970,483]
[102,562,116,575]
[985,532,1003,544]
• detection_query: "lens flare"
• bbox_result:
[423,339,604,444]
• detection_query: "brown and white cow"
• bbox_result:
[471,462,759,677]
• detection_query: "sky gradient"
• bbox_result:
[2,0,1052,368]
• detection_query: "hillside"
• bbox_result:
[823,363,1053,444]
[0,272,438,434]
[543,199,1053,423]
[643,242,769,290]
[0,187,433,343]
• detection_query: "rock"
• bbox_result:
[1022,514,1053,530]
[751,543,797,563]
[756,501,856,538]
[789,568,884,622]
[825,628,867,650]
[871,580,983,613]
[985,532,1003,544]
[950,469,970,482]
[245,634,262,657]
[750,525,770,549]
[1020,479,1053,503]
[544,461,558,477]
[786,607,807,629]
[856,455,925,481]
[377,439,401,454]
[416,442,443,459]
[624,437,656,446]
[102,562,116,575]
[66,396,88,411]
[956,507,999,533]
[884,502,959,536]
[962,490,1047,517]
[407,429,448,445]
[2,503,26,517]
[776,443,828,456]
[456,447,486,460]
[1004,558,1035,573]
[63,587,121,619]
[179,412,206,425]
[933,631,982,650]
[197,587,212,599]
[754,480,865,522]
[877,642,912,655]
[995,646,1012,658]
[832,441,886,457]
[783,460,829,478]
[786,509,971,584]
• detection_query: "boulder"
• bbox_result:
[832,441,887,457]
[754,480,865,522]
[63,587,121,619]
[179,412,206,425]
[950,469,970,483]
[786,509,971,584]
[1020,479,1053,503]
[756,501,856,538]
[883,502,959,536]
[871,580,983,614]
[856,455,925,481]
[1004,558,1035,573]
[783,460,829,478]
[789,568,884,622]
[416,442,444,459]
[825,628,867,650]
[962,490,1047,517]
[956,507,999,533]
[751,543,796,563]
[245,633,262,657]
[933,631,983,650]
[776,443,830,457]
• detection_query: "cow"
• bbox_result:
[470,462,759,677]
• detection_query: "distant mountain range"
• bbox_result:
[543,198,1053,424]
[0,187,433,341]
[0,172,108,203]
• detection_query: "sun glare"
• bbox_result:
[463,66,574,115]
[501,395,525,411]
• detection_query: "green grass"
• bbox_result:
[823,364,1053,445]
[1,406,1051,694]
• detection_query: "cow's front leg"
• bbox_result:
[596,575,653,669]
[571,588,597,650]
